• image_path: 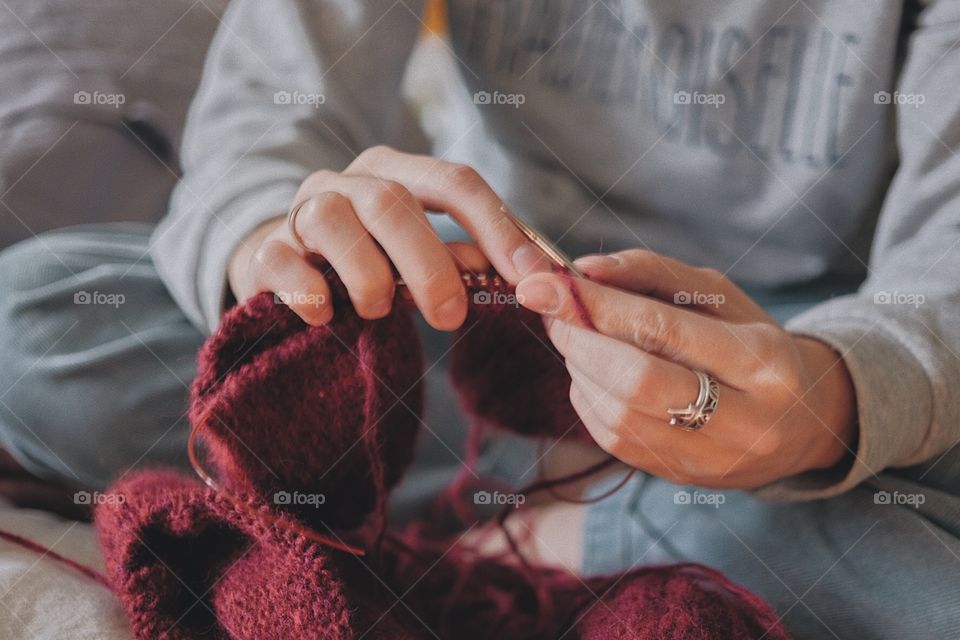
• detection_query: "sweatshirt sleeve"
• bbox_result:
[757,0,960,500]
[151,0,426,332]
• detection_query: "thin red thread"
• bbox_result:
[0,528,110,587]
[556,267,596,330]
[534,446,637,505]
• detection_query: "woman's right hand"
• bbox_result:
[227,146,552,330]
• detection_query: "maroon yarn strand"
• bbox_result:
[0,527,110,588]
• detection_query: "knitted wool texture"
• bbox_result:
[95,274,791,640]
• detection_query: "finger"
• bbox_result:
[344,146,553,283]
[301,172,467,330]
[518,273,753,380]
[566,350,747,449]
[250,239,333,325]
[550,320,701,419]
[446,242,490,274]
[563,321,757,445]
[568,381,684,482]
[290,192,395,319]
[574,249,767,322]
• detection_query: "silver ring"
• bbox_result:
[287,199,311,252]
[666,370,720,431]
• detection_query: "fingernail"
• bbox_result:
[435,293,466,325]
[575,254,620,269]
[512,243,550,276]
[517,279,561,315]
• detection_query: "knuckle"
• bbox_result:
[368,181,415,217]
[747,429,785,458]
[572,393,619,453]
[299,192,350,227]
[632,309,676,356]
[620,250,668,280]
[619,249,656,269]
[697,266,726,288]
[252,239,290,270]
[598,433,629,460]
[772,358,803,397]
[597,409,635,458]
[301,169,336,192]
[675,455,720,483]
[747,327,802,393]
[356,144,394,166]
[442,163,486,196]
[488,210,522,243]
[625,361,655,408]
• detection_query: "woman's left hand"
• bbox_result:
[515,249,859,489]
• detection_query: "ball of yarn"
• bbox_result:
[189,278,424,531]
[574,563,791,640]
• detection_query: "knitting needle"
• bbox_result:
[397,208,582,289]
[508,214,583,278]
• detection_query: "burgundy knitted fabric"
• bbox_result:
[189,276,423,530]
[572,564,789,639]
[450,273,590,441]
[96,470,423,640]
[96,274,791,640]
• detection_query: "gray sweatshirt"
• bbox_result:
[153,0,960,500]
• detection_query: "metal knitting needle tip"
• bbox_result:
[502,205,583,277]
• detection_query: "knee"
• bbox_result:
[0,232,65,296]
[0,230,98,357]
[0,227,194,488]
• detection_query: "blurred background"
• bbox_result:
[0,0,458,248]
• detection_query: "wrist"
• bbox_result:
[793,336,858,473]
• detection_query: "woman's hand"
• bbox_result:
[515,249,859,489]
[228,146,552,329]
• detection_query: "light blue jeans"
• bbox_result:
[1,224,957,639]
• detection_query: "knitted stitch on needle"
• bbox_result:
[94,272,791,640]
